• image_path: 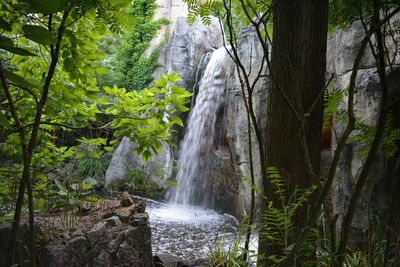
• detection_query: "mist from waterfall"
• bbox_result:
[167,47,230,206]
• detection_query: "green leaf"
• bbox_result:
[0,113,10,127]
[20,0,69,14]
[0,45,36,56]
[171,116,183,127]
[63,57,75,72]
[168,72,182,82]
[63,150,74,157]
[22,25,57,45]
[0,36,13,47]
[83,177,97,187]
[76,151,85,158]
[3,69,38,89]
[154,78,167,88]
[142,150,152,161]
[97,97,109,105]
[88,151,100,158]
[55,179,68,192]
[0,17,12,32]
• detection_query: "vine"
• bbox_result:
[116,0,170,91]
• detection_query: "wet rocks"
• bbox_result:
[0,199,154,267]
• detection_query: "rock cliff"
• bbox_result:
[327,13,400,247]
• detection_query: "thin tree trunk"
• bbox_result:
[336,1,390,265]
[3,7,72,266]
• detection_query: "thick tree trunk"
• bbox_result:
[259,0,328,263]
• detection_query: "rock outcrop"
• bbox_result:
[224,26,269,214]
[0,198,154,267]
[327,13,400,247]
[105,137,136,185]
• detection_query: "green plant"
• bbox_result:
[116,0,170,91]
[73,156,111,181]
[54,177,99,230]
[124,164,163,196]
[208,236,247,267]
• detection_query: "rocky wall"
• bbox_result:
[327,13,400,247]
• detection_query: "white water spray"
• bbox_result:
[167,47,231,206]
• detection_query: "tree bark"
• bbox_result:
[259,0,328,263]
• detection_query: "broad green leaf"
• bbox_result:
[20,0,69,14]
[168,72,182,82]
[154,79,167,88]
[142,150,152,161]
[83,177,97,187]
[3,69,38,89]
[97,97,109,105]
[171,116,183,127]
[63,57,75,72]
[0,36,13,47]
[0,113,9,127]
[0,17,12,32]
[95,67,108,75]
[103,146,114,152]
[55,179,68,192]
[88,151,100,158]
[63,150,74,157]
[70,183,79,190]
[0,45,36,56]
[76,151,85,158]
[22,25,57,45]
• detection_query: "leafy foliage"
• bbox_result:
[123,166,163,196]
[0,0,192,229]
[116,0,170,91]
[259,167,318,265]
[323,87,348,130]
[350,113,400,159]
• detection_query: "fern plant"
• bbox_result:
[349,112,400,159]
[258,167,319,266]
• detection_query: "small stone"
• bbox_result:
[71,229,85,238]
[120,191,134,207]
[129,212,149,227]
[114,206,133,224]
[131,200,146,214]
[105,216,122,228]
[87,222,106,244]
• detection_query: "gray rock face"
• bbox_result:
[327,12,400,75]
[327,21,376,75]
[105,137,136,185]
[224,26,269,214]
[327,14,400,246]
[145,0,188,57]
[154,16,224,91]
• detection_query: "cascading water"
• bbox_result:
[147,47,258,263]
[167,47,230,206]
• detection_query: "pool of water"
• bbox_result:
[144,198,241,263]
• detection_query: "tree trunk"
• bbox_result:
[259,0,328,263]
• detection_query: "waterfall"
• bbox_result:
[167,47,230,206]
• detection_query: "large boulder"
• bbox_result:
[105,137,136,185]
